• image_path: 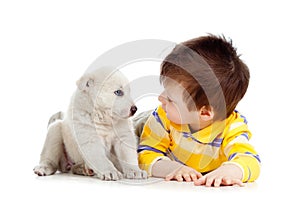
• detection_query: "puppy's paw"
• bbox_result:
[72,164,94,176]
[123,169,148,179]
[33,164,56,176]
[97,170,123,181]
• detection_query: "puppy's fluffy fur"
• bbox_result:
[34,67,147,180]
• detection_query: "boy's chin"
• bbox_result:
[167,116,185,125]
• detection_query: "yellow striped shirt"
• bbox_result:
[138,106,261,182]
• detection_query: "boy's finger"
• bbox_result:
[205,176,215,187]
[196,172,203,178]
[183,173,192,182]
[194,176,206,186]
[191,172,202,181]
[231,179,245,187]
[165,173,174,181]
[214,177,222,187]
[175,174,183,182]
[223,178,244,187]
[190,173,198,181]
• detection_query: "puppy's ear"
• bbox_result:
[76,76,94,92]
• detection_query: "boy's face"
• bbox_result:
[158,81,200,125]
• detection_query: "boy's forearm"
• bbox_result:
[151,160,184,178]
[231,156,260,182]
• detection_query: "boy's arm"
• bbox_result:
[194,162,245,187]
[152,160,183,178]
[137,106,202,181]
[225,143,261,182]
[152,160,202,181]
[222,129,261,182]
[137,107,172,175]
[195,131,260,186]
[195,110,261,187]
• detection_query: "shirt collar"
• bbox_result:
[170,114,235,143]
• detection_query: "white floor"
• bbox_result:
[1,162,297,221]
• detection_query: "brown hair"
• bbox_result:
[160,34,250,120]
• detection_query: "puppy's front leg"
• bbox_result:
[74,123,122,180]
[114,132,147,179]
[34,121,64,176]
[79,140,123,180]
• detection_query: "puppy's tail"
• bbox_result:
[47,111,64,128]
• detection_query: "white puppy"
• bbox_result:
[34,67,147,180]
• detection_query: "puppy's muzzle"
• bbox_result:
[130,105,137,116]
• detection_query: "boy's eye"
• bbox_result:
[167,97,173,102]
[114,90,124,96]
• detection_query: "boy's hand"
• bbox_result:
[165,165,202,182]
[194,163,244,187]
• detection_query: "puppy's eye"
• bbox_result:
[114,90,124,96]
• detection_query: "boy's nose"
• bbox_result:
[158,94,166,104]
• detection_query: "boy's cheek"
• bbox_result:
[167,112,183,125]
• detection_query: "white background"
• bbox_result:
[1,0,299,220]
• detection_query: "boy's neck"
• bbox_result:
[188,120,212,133]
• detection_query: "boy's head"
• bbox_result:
[160,34,250,121]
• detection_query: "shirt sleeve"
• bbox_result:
[138,106,171,176]
[221,121,261,182]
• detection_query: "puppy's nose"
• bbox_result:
[130,105,137,116]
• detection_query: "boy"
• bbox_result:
[136,35,261,187]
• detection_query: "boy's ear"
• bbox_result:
[199,106,214,121]
[76,75,94,92]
